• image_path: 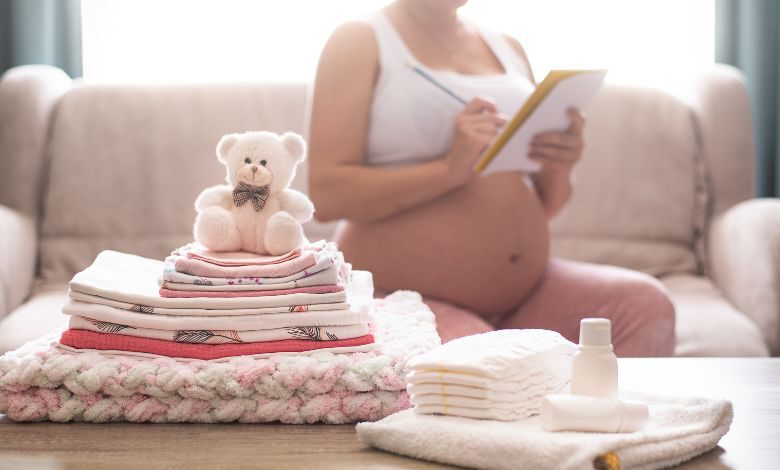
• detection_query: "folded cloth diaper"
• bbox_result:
[408,382,554,401]
[406,329,576,420]
[411,404,543,421]
[407,329,576,380]
[410,392,550,410]
[357,391,733,470]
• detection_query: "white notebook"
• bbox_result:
[475,69,607,175]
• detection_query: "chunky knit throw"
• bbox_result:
[0,291,439,423]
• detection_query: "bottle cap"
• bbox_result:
[618,399,649,432]
[579,318,612,347]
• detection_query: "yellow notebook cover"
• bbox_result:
[474,69,607,174]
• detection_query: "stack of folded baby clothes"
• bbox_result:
[405,329,577,421]
[58,242,375,360]
[0,241,441,424]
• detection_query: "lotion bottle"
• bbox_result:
[571,318,618,399]
[541,394,648,433]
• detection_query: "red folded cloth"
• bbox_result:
[60,329,375,360]
[159,284,344,298]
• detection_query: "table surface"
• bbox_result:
[1,358,778,469]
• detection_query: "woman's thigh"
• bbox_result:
[376,290,494,343]
[497,258,676,357]
[423,297,496,343]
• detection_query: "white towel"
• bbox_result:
[357,391,733,470]
[62,299,372,331]
[69,251,363,309]
[68,315,370,343]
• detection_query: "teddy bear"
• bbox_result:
[193,131,314,255]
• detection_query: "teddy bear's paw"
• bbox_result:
[265,211,304,255]
[194,207,242,252]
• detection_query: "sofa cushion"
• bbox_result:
[550,85,702,277]
[39,83,309,282]
[662,274,768,356]
[0,281,68,354]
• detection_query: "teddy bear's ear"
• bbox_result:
[280,132,307,162]
[216,134,240,162]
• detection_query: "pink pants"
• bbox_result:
[412,258,676,357]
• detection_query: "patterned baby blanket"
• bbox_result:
[0,291,439,424]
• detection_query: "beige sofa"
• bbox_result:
[1,64,778,356]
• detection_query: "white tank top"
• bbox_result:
[365,11,536,167]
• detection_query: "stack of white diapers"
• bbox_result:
[406,329,577,421]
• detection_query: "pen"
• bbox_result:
[405,61,469,106]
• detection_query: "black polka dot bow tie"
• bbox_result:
[232,182,270,211]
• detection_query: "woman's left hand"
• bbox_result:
[529,108,585,174]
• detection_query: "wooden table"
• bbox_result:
[1,358,778,469]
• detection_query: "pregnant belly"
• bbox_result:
[335,172,550,318]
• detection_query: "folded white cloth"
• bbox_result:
[357,391,733,470]
[160,264,339,291]
[69,315,370,343]
[63,299,372,331]
[69,291,351,316]
[69,251,365,309]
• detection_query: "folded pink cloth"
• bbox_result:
[168,252,325,279]
[159,284,344,298]
[172,241,329,267]
[60,329,375,360]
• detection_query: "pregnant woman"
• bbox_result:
[308,0,675,356]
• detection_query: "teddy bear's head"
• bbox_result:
[216,131,306,191]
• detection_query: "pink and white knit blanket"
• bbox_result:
[0,291,439,424]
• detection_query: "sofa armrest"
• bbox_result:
[0,65,73,217]
[708,198,780,355]
[0,205,37,319]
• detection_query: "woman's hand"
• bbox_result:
[529,108,585,175]
[529,108,585,219]
[445,97,506,185]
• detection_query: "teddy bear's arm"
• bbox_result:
[195,185,234,212]
[278,189,315,223]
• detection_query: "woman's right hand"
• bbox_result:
[445,97,506,185]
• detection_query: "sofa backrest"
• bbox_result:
[550,84,704,276]
[37,82,311,280]
[0,65,755,282]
